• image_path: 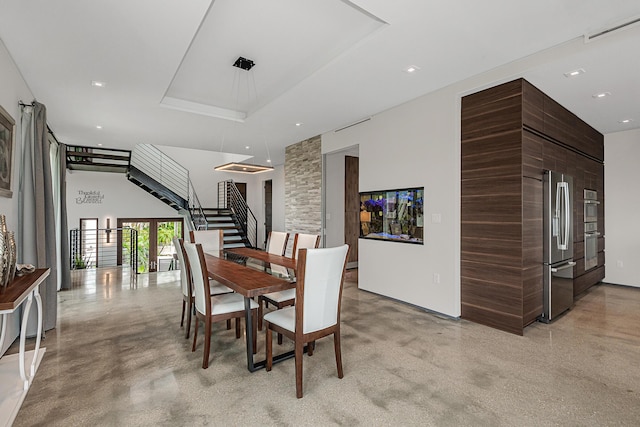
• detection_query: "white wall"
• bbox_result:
[0,38,36,354]
[323,88,461,317]
[604,129,640,287]
[66,171,178,229]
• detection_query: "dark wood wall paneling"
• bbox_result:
[344,156,359,264]
[461,78,605,335]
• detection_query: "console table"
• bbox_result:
[0,268,50,427]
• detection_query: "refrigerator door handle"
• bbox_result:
[551,261,576,273]
[556,181,569,250]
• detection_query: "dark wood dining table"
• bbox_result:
[202,248,297,372]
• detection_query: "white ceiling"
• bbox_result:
[1,0,639,166]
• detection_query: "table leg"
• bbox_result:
[30,287,43,377]
[18,293,33,390]
[243,296,305,373]
[0,312,7,352]
[243,297,262,372]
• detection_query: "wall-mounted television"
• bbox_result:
[359,187,424,244]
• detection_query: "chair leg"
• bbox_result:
[185,301,192,339]
[202,318,212,369]
[295,339,304,398]
[277,333,283,345]
[258,297,264,331]
[334,332,344,379]
[235,318,241,339]
[192,318,199,352]
[226,319,231,330]
[265,325,273,371]
[307,340,315,356]
[180,300,185,327]
[252,309,258,355]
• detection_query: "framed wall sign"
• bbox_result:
[0,105,16,198]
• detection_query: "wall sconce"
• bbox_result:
[106,218,112,243]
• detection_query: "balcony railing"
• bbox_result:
[70,227,138,272]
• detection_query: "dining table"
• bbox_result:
[202,247,298,372]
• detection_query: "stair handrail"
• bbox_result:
[130,144,206,231]
[219,180,257,248]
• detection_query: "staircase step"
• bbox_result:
[224,242,247,249]
[224,235,243,242]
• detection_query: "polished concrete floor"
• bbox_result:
[8,268,640,426]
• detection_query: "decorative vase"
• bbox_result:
[0,228,6,291]
[7,231,16,284]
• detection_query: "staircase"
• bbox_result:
[201,208,249,248]
[66,144,257,248]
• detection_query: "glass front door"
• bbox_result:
[118,218,183,273]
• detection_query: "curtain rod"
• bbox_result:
[18,100,58,139]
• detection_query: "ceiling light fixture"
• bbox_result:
[618,119,633,124]
[96,125,103,129]
[295,122,303,127]
[214,56,274,174]
[404,65,420,73]
[563,68,585,78]
[593,92,611,99]
[214,162,273,174]
[91,80,106,87]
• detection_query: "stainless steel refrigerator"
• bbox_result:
[541,170,575,323]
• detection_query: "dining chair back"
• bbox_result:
[189,229,224,254]
[257,232,320,334]
[266,231,289,256]
[174,237,190,301]
[264,244,350,398]
[292,233,321,259]
[183,242,210,317]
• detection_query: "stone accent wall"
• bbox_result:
[285,135,322,239]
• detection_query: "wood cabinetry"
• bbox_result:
[461,78,604,335]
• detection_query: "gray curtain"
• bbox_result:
[58,142,71,290]
[19,102,57,331]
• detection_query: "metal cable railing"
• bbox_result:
[130,144,189,199]
[218,180,257,247]
[130,144,206,231]
[70,227,138,272]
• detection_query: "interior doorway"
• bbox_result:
[79,218,98,268]
[235,182,247,201]
[117,218,183,273]
[264,179,273,247]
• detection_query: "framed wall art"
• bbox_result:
[0,105,15,198]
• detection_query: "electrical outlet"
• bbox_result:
[617,260,624,268]
[433,273,440,284]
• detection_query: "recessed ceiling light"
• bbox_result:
[593,91,611,99]
[96,125,103,129]
[266,159,272,163]
[563,68,585,78]
[618,119,634,124]
[91,80,106,87]
[404,65,420,73]
[295,122,303,127]
[245,145,250,150]
[97,143,103,146]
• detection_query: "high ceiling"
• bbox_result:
[1,0,639,166]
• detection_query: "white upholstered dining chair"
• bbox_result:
[258,233,320,335]
[174,237,233,339]
[189,229,224,254]
[266,231,289,256]
[183,241,258,369]
[264,244,349,398]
